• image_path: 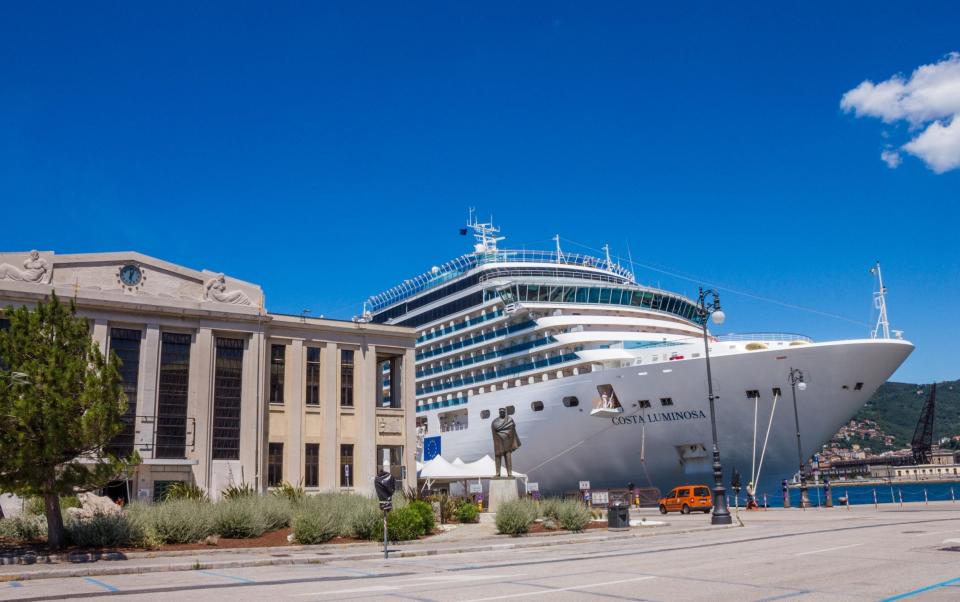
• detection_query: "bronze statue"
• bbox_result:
[491,407,521,477]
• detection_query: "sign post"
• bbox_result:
[374,471,396,559]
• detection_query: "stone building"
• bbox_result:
[0,250,416,501]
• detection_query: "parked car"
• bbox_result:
[658,485,712,514]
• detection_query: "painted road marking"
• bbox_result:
[880,576,960,601]
[84,577,119,592]
[405,573,527,583]
[794,543,862,557]
[296,585,398,595]
[199,570,256,583]
[7,582,22,588]
[461,575,657,601]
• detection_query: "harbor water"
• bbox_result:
[741,481,960,508]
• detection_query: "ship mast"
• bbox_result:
[870,261,892,339]
[467,209,504,253]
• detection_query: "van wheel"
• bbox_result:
[659,505,667,514]
[681,504,690,514]
[703,508,711,514]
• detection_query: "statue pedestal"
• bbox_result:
[488,477,520,514]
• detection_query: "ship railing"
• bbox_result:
[715,333,813,343]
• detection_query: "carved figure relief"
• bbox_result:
[202,274,251,305]
[0,250,51,283]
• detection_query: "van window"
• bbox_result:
[695,487,710,497]
[677,488,690,497]
[668,490,678,499]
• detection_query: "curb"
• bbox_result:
[0,523,737,582]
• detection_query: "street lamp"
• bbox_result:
[788,367,811,509]
[696,288,732,525]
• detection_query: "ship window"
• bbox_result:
[505,405,515,415]
[854,382,863,390]
[531,401,544,412]
[562,396,580,407]
[746,390,760,399]
[772,387,782,397]
[660,397,674,407]
[638,399,651,409]
[480,409,490,419]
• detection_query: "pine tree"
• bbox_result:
[0,293,134,549]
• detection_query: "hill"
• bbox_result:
[836,379,960,453]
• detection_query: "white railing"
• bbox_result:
[716,333,813,343]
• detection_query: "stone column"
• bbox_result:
[136,324,161,460]
[355,340,376,496]
[91,318,109,351]
[402,348,418,491]
[189,328,214,492]
[321,342,338,490]
[285,339,304,486]
[240,332,261,491]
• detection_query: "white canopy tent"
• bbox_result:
[417,455,526,491]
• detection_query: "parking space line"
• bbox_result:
[84,577,119,592]
[794,543,862,556]
[198,570,256,583]
[461,575,656,601]
[880,576,960,601]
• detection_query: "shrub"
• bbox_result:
[495,499,538,536]
[374,505,425,541]
[213,498,267,539]
[0,515,47,541]
[220,483,256,500]
[351,502,383,540]
[407,500,435,535]
[291,509,337,544]
[23,496,45,516]
[271,481,305,503]
[456,501,479,524]
[557,501,592,532]
[164,482,208,502]
[539,498,563,520]
[259,495,294,531]
[66,513,143,548]
[140,500,215,544]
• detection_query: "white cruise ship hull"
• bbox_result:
[423,338,913,493]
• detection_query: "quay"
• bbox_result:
[3,501,960,600]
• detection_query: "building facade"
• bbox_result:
[0,250,416,501]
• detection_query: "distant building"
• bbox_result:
[0,250,417,501]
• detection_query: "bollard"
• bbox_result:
[924,488,928,505]
[873,488,878,510]
[845,489,850,510]
[763,492,768,510]
[782,480,790,509]
[890,486,895,504]
[824,480,833,508]
[952,487,956,503]
[898,489,903,508]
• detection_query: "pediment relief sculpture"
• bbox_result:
[0,250,51,284]
[203,274,251,305]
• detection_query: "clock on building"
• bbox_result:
[119,264,143,287]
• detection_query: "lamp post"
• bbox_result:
[696,288,732,525]
[788,367,811,509]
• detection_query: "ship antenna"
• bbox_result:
[602,243,614,272]
[468,211,504,253]
[870,261,894,339]
[553,234,564,264]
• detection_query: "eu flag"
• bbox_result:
[423,436,441,461]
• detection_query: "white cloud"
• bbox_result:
[902,116,960,173]
[880,149,902,168]
[841,52,960,173]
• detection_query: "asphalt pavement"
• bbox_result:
[3,502,960,601]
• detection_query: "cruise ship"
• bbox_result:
[364,217,913,493]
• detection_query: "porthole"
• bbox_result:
[531,401,544,412]
[506,405,515,415]
[562,396,579,407]
[480,409,490,419]
[638,399,651,409]
[659,397,674,407]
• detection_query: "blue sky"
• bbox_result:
[2,2,957,384]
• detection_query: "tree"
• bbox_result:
[0,294,135,549]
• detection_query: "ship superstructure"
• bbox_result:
[365,217,913,493]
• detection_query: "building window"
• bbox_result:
[531,401,544,411]
[156,332,191,459]
[340,444,354,487]
[376,445,404,480]
[340,349,354,407]
[306,347,321,406]
[212,337,244,460]
[660,397,674,406]
[268,442,283,487]
[305,443,320,488]
[562,396,579,407]
[107,328,141,457]
[269,344,285,404]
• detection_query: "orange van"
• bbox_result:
[658,485,713,514]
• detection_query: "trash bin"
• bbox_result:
[608,501,630,531]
